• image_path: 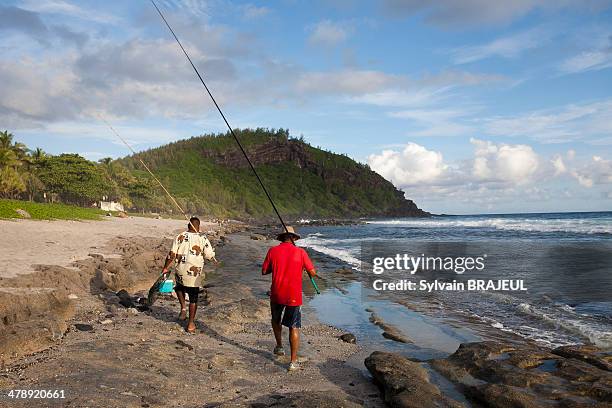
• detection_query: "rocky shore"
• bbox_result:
[1,217,610,407]
[365,341,611,407]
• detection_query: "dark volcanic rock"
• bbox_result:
[381,327,411,344]
[369,312,412,344]
[429,341,612,408]
[339,333,356,344]
[365,351,464,408]
[116,289,135,308]
[465,383,541,408]
[552,344,612,372]
[74,323,94,332]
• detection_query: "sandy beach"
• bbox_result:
[0,217,196,279]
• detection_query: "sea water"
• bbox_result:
[300,212,612,349]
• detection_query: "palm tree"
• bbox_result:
[0,148,18,168]
[0,131,46,200]
[31,147,46,162]
[0,130,13,149]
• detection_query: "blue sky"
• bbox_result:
[1,0,611,214]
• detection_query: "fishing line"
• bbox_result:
[149,0,288,233]
[99,116,198,233]
[149,0,320,294]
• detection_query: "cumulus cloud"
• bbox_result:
[552,155,567,176]
[470,138,539,183]
[368,143,448,186]
[570,155,612,187]
[368,139,541,190]
[367,139,610,212]
[308,20,351,47]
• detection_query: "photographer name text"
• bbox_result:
[372,279,527,292]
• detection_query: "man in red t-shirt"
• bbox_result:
[262,226,316,371]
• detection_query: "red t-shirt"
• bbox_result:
[262,242,315,306]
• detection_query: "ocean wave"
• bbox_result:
[516,302,612,348]
[300,236,361,269]
[366,218,612,235]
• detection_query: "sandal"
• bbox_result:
[178,308,187,321]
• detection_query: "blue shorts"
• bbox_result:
[271,302,301,328]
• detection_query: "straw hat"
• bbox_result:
[277,226,301,241]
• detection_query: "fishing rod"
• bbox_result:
[149,0,320,294]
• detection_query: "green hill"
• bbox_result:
[117,128,428,219]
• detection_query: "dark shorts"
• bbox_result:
[174,284,199,304]
[271,302,301,328]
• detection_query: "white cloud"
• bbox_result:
[344,70,504,108]
[559,35,612,74]
[470,138,540,183]
[368,143,448,186]
[451,27,550,64]
[241,4,271,19]
[18,0,119,24]
[388,107,476,137]
[297,70,403,95]
[368,139,541,189]
[308,20,351,47]
[482,99,612,144]
[367,139,612,213]
[570,155,612,187]
[552,155,567,176]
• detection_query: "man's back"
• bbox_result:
[262,242,314,306]
[172,231,215,287]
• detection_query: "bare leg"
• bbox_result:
[289,328,299,363]
[272,320,283,348]
[176,289,187,320]
[187,302,197,332]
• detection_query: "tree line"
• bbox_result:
[0,130,159,210]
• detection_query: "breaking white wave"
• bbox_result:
[367,217,612,235]
[516,302,612,348]
[300,235,361,269]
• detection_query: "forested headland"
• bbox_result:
[0,128,428,219]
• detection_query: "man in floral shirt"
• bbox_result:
[161,217,215,333]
